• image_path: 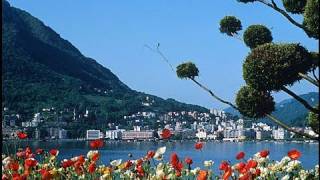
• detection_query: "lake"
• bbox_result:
[3,140,319,172]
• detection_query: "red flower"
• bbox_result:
[49,149,59,156]
[77,155,85,164]
[222,166,232,180]
[259,150,269,158]
[219,161,229,171]
[89,139,104,149]
[9,161,20,171]
[136,165,145,177]
[40,169,51,180]
[12,174,27,180]
[88,162,96,173]
[176,170,182,177]
[17,132,27,139]
[24,158,37,167]
[239,172,250,180]
[170,153,179,165]
[2,174,9,180]
[174,162,184,172]
[36,148,44,155]
[236,162,247,174]
[124,160,133,169]
[197,170,208,180]
[254,168,261,176]
[136,159,143,166]
[161,128,171,139]
[236,151,245,160]
[288,149,301,160]
[61,159,74,169]
[185,157,193,165]
[246,160,258,169]
[147,151,155,159]
[16,151,26,159]
[92,152,100,161]
[194,142,203,150]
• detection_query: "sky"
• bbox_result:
[7,0,318,110]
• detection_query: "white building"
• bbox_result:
[86,130,102,140]
[196,129,207,139]
[272,128,288,140]
[122,131,154,140]
[59,129,68,139]
[105,129,125,140]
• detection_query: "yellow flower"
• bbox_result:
[49,168,58,177]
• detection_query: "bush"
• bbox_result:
[243,25,273,49]
[282,0,307,14]
[219,16,242,36]
[176,62,199,79]
[243,43,312,91]
[303,0,319,39]
[236,86,275,119]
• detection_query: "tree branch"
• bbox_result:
[298,72,319,87]
[265,114,319,140]
[281,86,318,114]
[312,69,319,82]
[256,0,311,36]
[144,44,175,72]
[190,78,239,111]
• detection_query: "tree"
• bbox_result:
[148,0,319,139]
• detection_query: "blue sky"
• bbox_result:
[8,0,318,110]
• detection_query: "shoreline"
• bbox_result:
[3,138,318,144]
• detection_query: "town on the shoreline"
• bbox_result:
[3,106,318,142]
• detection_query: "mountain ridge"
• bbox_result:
[224,92,319,127]
[2,0,208,124]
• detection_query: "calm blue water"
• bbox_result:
[3,140,319,172]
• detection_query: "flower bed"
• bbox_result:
[2,132,319,179]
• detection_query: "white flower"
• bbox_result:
[281,175,290,180]
[190,167,200,175]
[2,156,12,167]
[87,150,98,159]
[154,147,166,161]
[203,160,214,167]
[110,159,122,167]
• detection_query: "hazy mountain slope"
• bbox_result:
[2,0,208,122]
[224,92,319,126]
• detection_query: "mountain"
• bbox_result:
[224,92,319,127]
[2,0,208,124]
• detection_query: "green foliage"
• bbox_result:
[226,92,319,127]
[282,0,307,14]
[243,25,273,49]
[235,86,275,119]
[176,62,199,79]
[307,105,319,134]
[303,0,319,39]
[237,0,256,3]
[243,43,312,91]
[219,16,242,36]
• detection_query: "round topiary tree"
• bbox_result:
[235,86,275,119]
[176,62,199,79]
[219,16,242,36]
[307,105,319,134]
[282,0,307,14]
[243,43,312,91]
[303,0,319,39]
[243,25,273,49]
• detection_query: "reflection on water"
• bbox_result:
[3,140,319,171]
